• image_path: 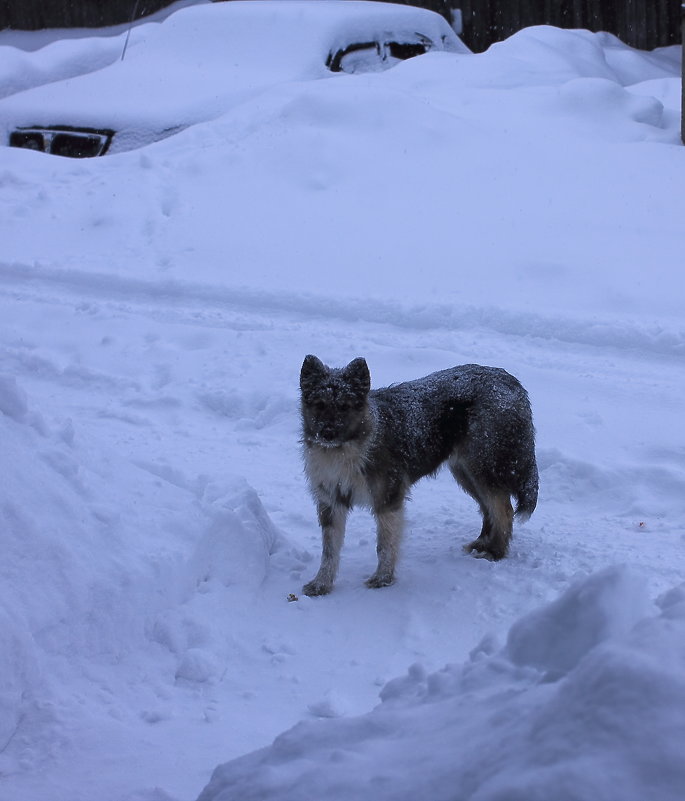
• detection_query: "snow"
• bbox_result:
[0,1,206,96]
[0,1,464,151]
[0,8,684,801]
[197,566,685,801]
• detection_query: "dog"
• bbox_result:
[299,355,538,596]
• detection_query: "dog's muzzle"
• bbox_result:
[308,431,343,448]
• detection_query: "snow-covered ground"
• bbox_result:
[0,9,684,801]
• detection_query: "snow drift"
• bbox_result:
[197,566,685,801]
[0,375,279,782]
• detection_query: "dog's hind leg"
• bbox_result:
[465,490,513,561]
[366,504,404,588]
[449,459,513,561]
[303,501,348,596]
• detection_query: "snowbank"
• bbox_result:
[0,375,279,780]
[2,27,681,326]
[197,566,685,801]
[0,0,199,99]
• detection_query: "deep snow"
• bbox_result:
[198,567,685,801]
[0,2,466,153]
[0,8,684,801]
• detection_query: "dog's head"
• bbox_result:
[300,355,371,447]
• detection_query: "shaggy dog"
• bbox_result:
[299,356,538,596]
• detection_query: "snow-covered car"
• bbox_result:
[0,0,468,157]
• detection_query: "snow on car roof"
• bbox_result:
[0,1,466,143]
[156,1,466,57]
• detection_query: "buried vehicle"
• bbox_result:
[0,0,468,157]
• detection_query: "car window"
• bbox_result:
[327,42,382,74]
[327,34,435,75]
[386,41,430,61]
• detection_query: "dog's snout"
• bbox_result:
[321,425,336,440]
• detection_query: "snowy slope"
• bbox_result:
[198,567,685,801]
[0,15,684,801]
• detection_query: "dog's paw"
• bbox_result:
[464,538,489,555]
[464,539,504,561]
[469,549,496,561]
[365,572,394,589]
[302,579,332,597]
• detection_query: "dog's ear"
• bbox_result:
[300,355,327,393]
[343,357,370,396]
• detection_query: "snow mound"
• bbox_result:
[0,34,126,99]
[197,566,685,801]
[505,565,651,676]
[0,376,280,776]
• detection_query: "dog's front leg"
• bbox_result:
[366,504,404,588]
[302,501,348,596]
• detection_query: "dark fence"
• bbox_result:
[455,0,681,52]
[0,0,681,52]
[0,0,173,30]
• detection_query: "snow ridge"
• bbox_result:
[1,260,683,359]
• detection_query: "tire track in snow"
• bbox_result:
[1,261,683,360]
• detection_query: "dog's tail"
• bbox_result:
[514,460,539,522]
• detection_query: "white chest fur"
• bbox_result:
[303,440,373,509]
